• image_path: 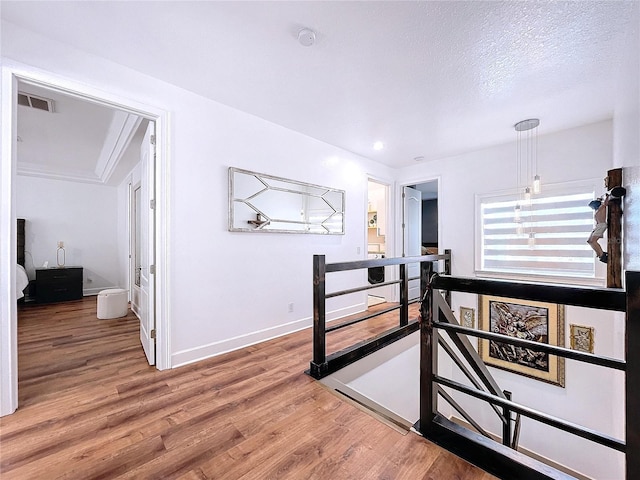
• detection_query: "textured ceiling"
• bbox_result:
[2,1,638,167]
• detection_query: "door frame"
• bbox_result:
[366,176,394,302]
[0,61,171,416]
[397,175,441,260]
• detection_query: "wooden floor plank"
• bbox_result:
[0,297,496,479]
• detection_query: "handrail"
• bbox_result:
[325,253,446,272]
[431,275,626,312]
[309,250,451,379]
[417,271,639,479]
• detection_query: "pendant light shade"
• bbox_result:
[533,174,541,194]
[514,203,522,223]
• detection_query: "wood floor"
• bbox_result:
[0,297,497,480]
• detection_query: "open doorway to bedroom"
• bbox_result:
[13,79,153,400]
[412,181,439,255]
[402,179,439,301]
[15,81,146,302]
[2,68,167,416]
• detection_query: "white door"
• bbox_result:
[139,122,156,365]
[403,186,422,300]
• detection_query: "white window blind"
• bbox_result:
[479,189,598,279]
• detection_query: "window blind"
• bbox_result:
[480,191,597,278]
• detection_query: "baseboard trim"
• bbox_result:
[83,286,121,296]
[171,302,366,368]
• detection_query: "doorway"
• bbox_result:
[1,66,168,416]
[402,179,439,300]
[367,179,391,307]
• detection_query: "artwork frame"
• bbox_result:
[478,295,565,387]
[460,307,475,329]
[570,324,595,353]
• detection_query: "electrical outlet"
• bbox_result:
[288,303,294,313]
[356,246,361,255]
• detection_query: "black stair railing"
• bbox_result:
[309,250,451,379]
[422,289,522,449]
[416,271,637,480]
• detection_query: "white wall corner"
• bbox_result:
[95,112,143,184]
[623,166,640,272]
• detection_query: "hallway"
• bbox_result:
[0,298,495,479]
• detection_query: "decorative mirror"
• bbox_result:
[229,167,345,234]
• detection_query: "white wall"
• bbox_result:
[1,21,395,369]
[167,99,386,365]
[613,1,640,272]
[15,175,121,294]
[396,121,624,479]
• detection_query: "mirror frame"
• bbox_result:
[228,167,345,234]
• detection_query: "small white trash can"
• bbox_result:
[97,288,128,319]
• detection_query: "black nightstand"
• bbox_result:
[35,267,83,304]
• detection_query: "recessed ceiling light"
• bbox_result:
[414,156,425,162]
[373,141,384,151]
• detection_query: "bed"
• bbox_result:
[16,218,29,300]
[16,265,29,300]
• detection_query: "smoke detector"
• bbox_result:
[298,28,316,47]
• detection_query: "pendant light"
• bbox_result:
[514,119,541,244]
[515,118,541,195]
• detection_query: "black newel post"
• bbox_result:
[419,274,437,435]
[400,263,409,326]
[626,271,640,479]
[310,255,327,378]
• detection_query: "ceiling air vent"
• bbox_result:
[18,92,55,112]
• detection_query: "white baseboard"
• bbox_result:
[171,301,367,368]
[326,302,366,323]
[83,286,121,296]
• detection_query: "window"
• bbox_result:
[477,183,601,281]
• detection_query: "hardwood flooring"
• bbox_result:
[0,297,497,480]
